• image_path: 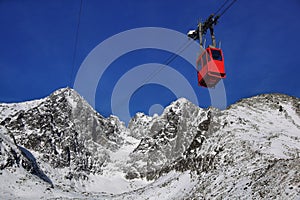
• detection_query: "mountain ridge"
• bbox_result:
[0,87,299,199]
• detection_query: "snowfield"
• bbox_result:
[0,88,299,199]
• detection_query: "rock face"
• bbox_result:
[0,88,128,180]
[0,127,52,187]
[126,98,209,180]
[0,88,299,199]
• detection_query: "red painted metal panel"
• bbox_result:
[196,47,226,88]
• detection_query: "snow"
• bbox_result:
[0,88,299,199]
[83,135,150,194]
[109,136,139,162]
[0,98,44,120]
[65,95,78,110]
[113,171,198,200]
[85,173,149,194]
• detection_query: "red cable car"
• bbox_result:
[196,46,226,88]
[188,14,227,88]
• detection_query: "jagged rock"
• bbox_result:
[0,88,128,180]
[0,128,52,187]
[0,89,299,199]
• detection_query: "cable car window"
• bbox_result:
[211,50,222,61]
[202,53,207,66]
[207,51,211,62]
[197,58,202,70]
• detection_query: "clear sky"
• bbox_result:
[1,0,300,123]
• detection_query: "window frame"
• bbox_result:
[211,49,223,61]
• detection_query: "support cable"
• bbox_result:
[70,0,83,87]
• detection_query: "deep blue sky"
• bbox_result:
[1,0,300,122]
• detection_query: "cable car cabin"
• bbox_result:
[197,47,226,88]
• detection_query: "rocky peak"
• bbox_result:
[0,87,128,181]
[0,89,299,199]
[125,98,215,180]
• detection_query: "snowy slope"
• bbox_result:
[0,88,299,199]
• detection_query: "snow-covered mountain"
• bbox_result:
[0,88,299,199]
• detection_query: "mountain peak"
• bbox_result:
[50,87,78,97]
[0,88,299,199]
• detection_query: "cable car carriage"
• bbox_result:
[197,46,225,88]
[188,14,226,88]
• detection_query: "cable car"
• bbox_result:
[188,13,229,88]
[196,46,226,88]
